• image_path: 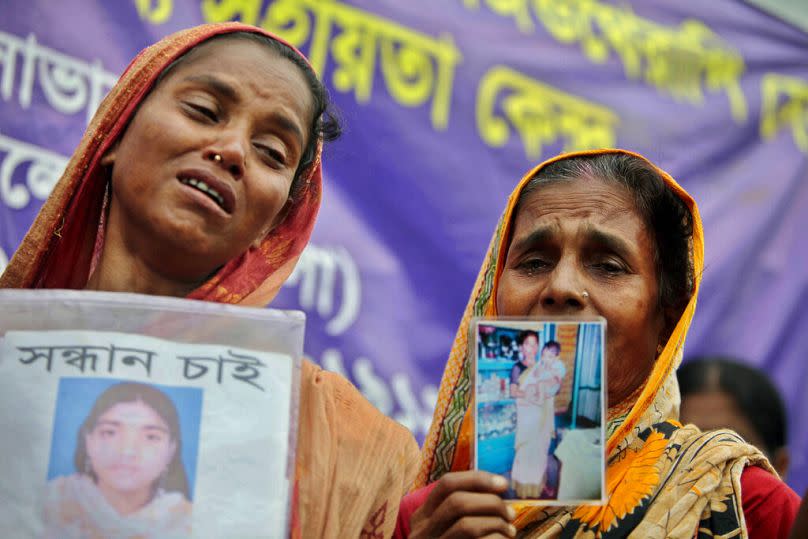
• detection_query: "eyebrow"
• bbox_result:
[183,74,306,152]
[96,419,169,434]
[267,111,305,151]
[582,226,634,258]
[509,225,557,255]
[184,74,240,102]
[508,224,635,259]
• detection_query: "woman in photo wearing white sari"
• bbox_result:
[510,337,565,498]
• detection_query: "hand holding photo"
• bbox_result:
[473,318,606,504]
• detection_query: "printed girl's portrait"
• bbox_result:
[44,378,202,539]
[475,321,604,503]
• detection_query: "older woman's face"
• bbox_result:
[106,38,313,281]
[86,399,176,497]
[497,176,666,406]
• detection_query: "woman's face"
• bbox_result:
[497,176,666,406]
[519,335,539,366]
[105,37,313,282]
[85,400,176,495]
[679,389,789,477]
[679,390,764,449]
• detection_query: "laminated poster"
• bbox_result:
[0,290,303,539]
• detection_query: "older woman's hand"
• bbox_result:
[408,471,516,538]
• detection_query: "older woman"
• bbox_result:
[396,149,800,538]
[0,23,419,538]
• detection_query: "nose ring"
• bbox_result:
[211,153,222,163]
[581,290,590,299]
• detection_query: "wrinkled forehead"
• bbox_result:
[505,173,646,250]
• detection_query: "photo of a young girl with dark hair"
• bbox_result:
[43,379,201,539]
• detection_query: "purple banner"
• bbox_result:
[1,0,806,492]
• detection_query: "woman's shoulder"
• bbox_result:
[299,359,417,449]
[296,360,420,537]
[44,474,71,507]
[740,465,800,539]
[43,474,99,534]
[153,491,193,515]
[45,473,92,503]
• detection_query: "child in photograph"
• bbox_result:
[510,336,565,498]
[43,382,192,539]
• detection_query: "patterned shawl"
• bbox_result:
[414,149,770,538]
[0,23,419,538]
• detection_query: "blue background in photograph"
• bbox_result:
[46,377,203,499]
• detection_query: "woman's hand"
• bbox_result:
[408,471,516,538]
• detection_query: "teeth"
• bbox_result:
[182,178,225,208]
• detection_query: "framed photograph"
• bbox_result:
[472,317,606,505]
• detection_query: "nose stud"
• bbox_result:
[582,290,590,299]
[211,153,222,163]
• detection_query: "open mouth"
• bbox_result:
[180,177,226,210]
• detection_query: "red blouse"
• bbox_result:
[395,466,801,538]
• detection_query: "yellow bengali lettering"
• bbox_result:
[476,65,618,159]
[760,73,808,153]
[460,0,748,122]
[200,0,262,25]
[532,0,608,61]
[330,21,378,102]
[483,0,535,33]
[588,2,637,69]
[203,0,462,130]
[260,0,321,68]
[378,31,460,129]
[135,0,174,24]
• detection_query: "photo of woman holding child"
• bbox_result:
[509,332,566,497]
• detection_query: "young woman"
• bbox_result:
[45,383,191,538]
[2,23,419,538]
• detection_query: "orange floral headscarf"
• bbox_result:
[415,149,769,538]
[0,23,322,308]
